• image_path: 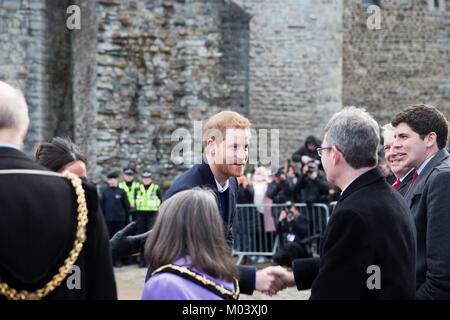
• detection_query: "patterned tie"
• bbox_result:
[392,179,401,189]
[411,172,419,187]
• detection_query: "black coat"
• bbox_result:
[101,187,130,222]
[237,184,254,204]
[295,171,330,203]
[404,149,450,299]
[0,147,116,299]
[293,167,416,299]
[292,136,321,164]
[145,158,257,295]
[266,179,294,204]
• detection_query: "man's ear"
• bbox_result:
[424,132,437,149]
[331,146,340,167]
[20,118,30,142]
[206,138,216,157]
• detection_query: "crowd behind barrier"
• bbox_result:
[232,202,336,265]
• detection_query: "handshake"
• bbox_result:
[254,265,296,296]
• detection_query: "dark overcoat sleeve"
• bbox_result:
[416,170,450,299]
[292,209,373,299]
[83,182,117,299]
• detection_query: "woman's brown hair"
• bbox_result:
[145,188,239,282]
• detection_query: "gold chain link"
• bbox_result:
[0,170,89,300]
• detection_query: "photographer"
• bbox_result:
[272,202,311,267]
[266,167,295,204]
[266,167,295,249]
[292,135,322,168]
[296,162,330,204]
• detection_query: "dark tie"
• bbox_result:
[411,172,419,187]
[392,179,401,189]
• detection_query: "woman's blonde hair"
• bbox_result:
[145,188,239,282]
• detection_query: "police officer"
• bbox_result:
[118,168,140,222]
[101,171,130,267]
[135,170,162,267]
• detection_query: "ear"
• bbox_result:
[206,138,216,157]
[20,118,30,142]
[425,132,437,148]
[331,146,340,167]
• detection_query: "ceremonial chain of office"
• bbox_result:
[0,170,88,300]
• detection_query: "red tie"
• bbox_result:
[411,172,419,187]
[392,179,401,189]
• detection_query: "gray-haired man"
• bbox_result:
[270,107,417,299]
[381,123,415,196]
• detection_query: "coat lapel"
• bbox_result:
[405,149,450,208]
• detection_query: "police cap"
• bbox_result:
[141,170,152,178]
[123,168,135,175]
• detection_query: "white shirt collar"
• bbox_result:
[417,154,436,175]
[400,168,415,182]
[0,143,20,150]
[340,176,359,196]
[214,178,229,193]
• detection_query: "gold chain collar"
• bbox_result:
[0,170,88,300]
[152,264,240,299]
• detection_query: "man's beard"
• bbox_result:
[216,162,246,178]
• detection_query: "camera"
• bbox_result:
[306,162,319,174]
[285,201,294,218]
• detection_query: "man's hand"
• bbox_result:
[278,210,287,222]
[109,222,151,260]
[131,204,136,209]
[255,266,291,295]
[301,155,312,164]
[267,266,296,288]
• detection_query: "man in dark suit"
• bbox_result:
[0,81,116,300]
[145,110,285,295]
[392,104,450,299]
[270,107,417,299]
[381,123,415,196]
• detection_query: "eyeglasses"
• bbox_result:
[316,147,333,157]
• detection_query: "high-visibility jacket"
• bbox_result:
[136,184,161,212]
[118,181,140,207]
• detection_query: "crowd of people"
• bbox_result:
[1,79,450,301]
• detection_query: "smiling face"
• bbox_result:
[393,122,430,170]
[213,128,250,178]
[383,129,411,178]
[123,174,134,182]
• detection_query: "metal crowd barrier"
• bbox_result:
[232,203,331,265]
[329,201,338,214]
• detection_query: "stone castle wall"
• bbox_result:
[1,0,448,192]
[343,0,449,126]
[92,0,250,188]
[0,0,73,154]
[234,0,343,166]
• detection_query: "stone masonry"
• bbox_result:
[0,0,448,193]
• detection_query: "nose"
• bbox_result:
[236,146,247,162]
[392,136,402,148]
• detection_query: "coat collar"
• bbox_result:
[406,149,449,201]
[0,146,30,161]
[339,167,385,203]
[397,168,415,190]
[198,157,219,189]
